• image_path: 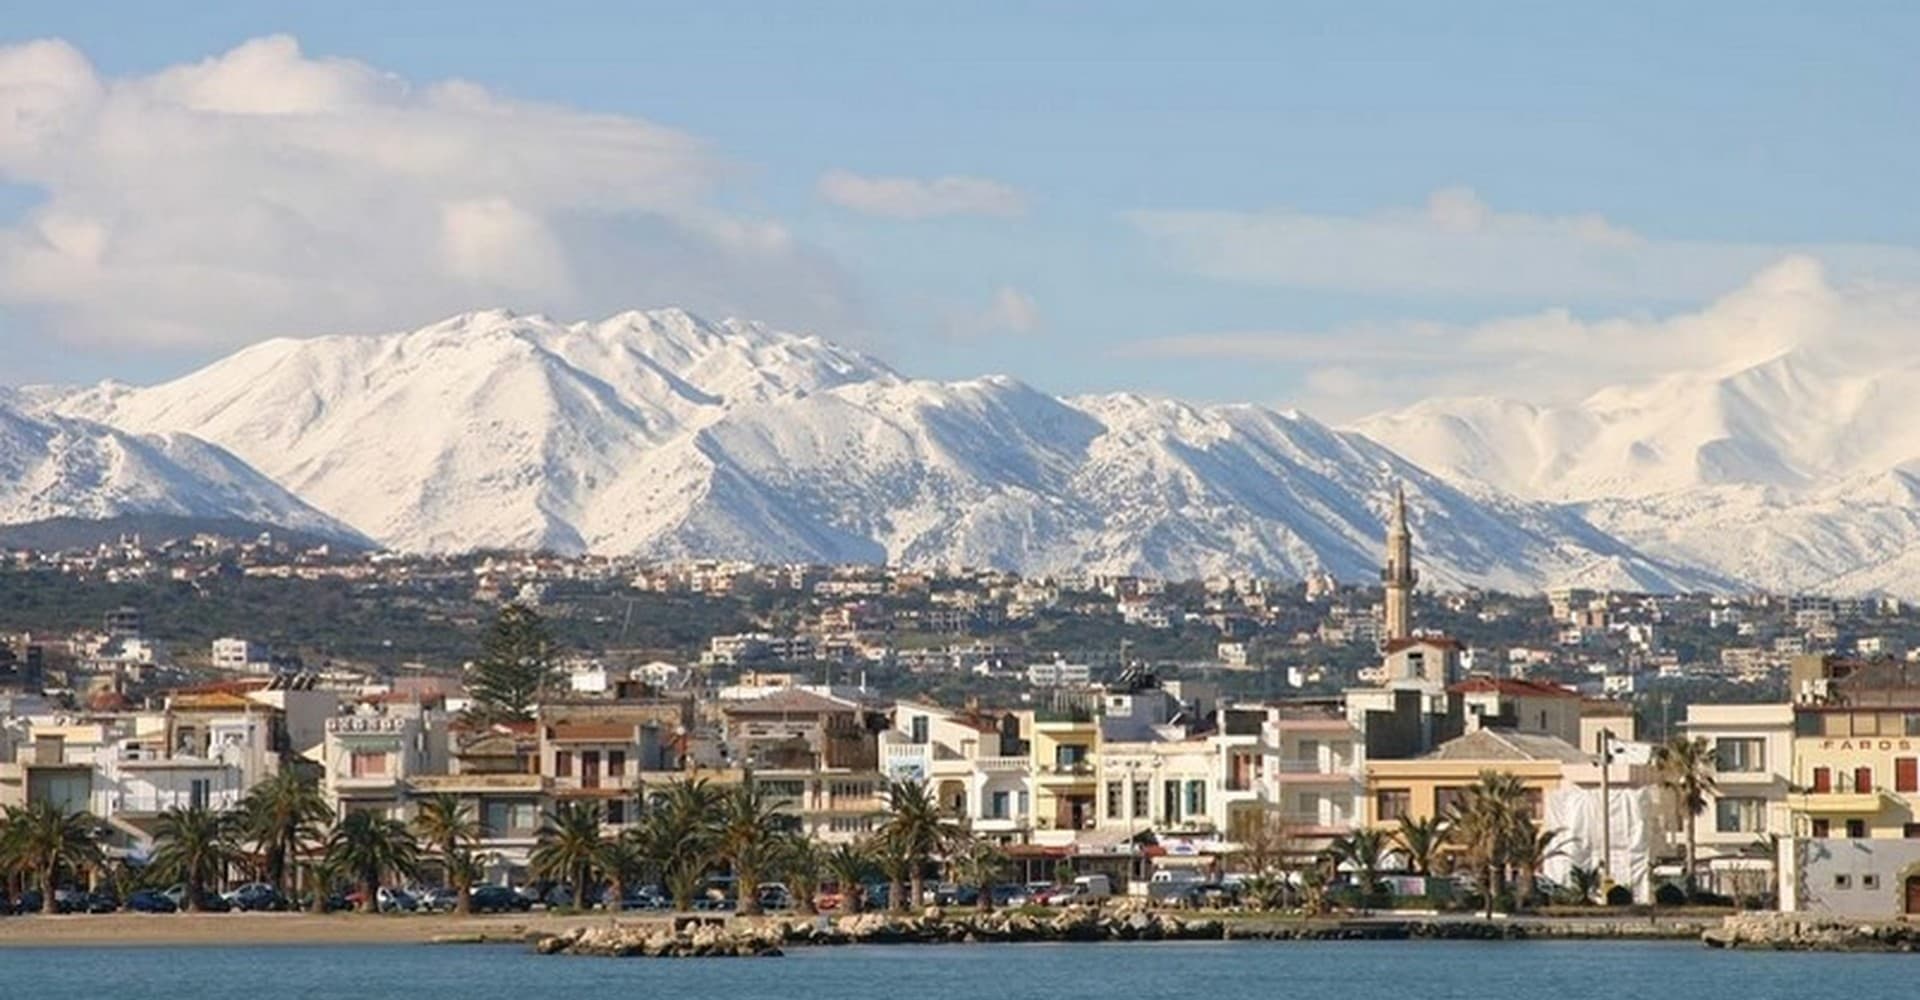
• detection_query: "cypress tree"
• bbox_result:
[467,603,557,720]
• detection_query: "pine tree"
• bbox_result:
[467,603,557,721]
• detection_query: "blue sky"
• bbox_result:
[3,2,1917,417]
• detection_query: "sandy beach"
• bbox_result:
[0,911,663,948]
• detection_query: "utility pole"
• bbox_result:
[1598,728,1613,893]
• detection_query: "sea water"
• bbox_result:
[4,939,1914,999]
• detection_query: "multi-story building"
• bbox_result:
[881,700,1031,841]
[319,711,447,819]
[1681,702,1794,892]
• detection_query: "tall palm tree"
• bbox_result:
[303,855,343,914]
[1392,815,1449,877]
[596,831,647,908]
[1329,828,1388,910]
[878,778,955,911]
[240,768,332,900]
[825,841,870,914]
[639,778,720,911]
[151,805,238,913]
[1448,770,1531,919]
[531,801,605,909]
[873,830,916,913]
[1653,736,1718,892]
[721,783,785,915]
[1507,818,1564,906]
[781,835,826,915]
[411,793,481,915]
[947,833,1008,912]
[326,810,419,913]
[3,802,101,914]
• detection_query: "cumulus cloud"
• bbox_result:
[817,169,1025,220]
[1125,256,1920,420]
[0,35,857,352]
[1129,187,1920,302]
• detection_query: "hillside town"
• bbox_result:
[4,492,1920,922]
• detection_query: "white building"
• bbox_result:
[211,637,271,674]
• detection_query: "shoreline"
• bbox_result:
[0,910,1712,950]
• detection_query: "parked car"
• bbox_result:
[470,885,533,914]
[226,882,290,912]
[161,884,231,912]
[756,883,793,910]
[128,889,178,914]
[418,887,459,913]
[616,887,668,911]
[344,887,419,913]
[1009,881,1057,906]
[82,890,119,914]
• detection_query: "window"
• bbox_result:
[1055,744,1087,769]
[1434,786,1467,818]
[554,751,572,778]
[1713,738,1766,773]
[1106,781,1124,819]
[1017,791,1029,817]
[348,751,388,777]
[1812,819,1831,838]
[1812,767,1832,793]
[1834,873,1852,889]
[607,751,625,778]
[1715,797,1765,834]
[189,778,211,811]
[1163,780,1181,821]
[1904,823,1920,839]
[1898,758,1918,794]
[1186,780,1207,819]
[1905,713,1920,737]
[1855,767,1874,794]
[1864,874,1881,890]
[606,800,626,824]
[1846,819,1867,838]
[482,800,537,837]
[1376,789,1411,823]
[989,790,1010,820]
[910,716,929,744]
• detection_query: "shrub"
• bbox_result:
[1605,884,1634,907]
[1653,882,1687,907]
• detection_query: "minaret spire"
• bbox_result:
[1382,482,1416,642]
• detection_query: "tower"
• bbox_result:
[1382,484,1417,642]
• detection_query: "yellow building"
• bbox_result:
[1787,657,1920,840]
[1024,711,1097,841]
[1364,728,1569,827]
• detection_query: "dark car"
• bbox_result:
[84,891,119,913]
[229,883,290,912]
[469,885,532,914]
[128,889,178,913]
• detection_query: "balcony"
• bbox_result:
[975,756,1030,774]
[1797,790,1899,815]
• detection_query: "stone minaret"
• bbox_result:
[1382,484,1417,642]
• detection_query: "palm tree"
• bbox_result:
[411,793,481,915]
[825,841,870,914]
[1653,736,1718,892]
[151,805,238,913]
[1448,770,1532,919]
[873,831,916,913]
[947,834,1008,912]
[531,801,605,909]
[1392,815,1449,877]
[721,783,785,915]
[303,855,343,913]
[639,778,720,910]
[326,810,419,913]
[596,831,648,908]
[878,778,955,911]
[781,835,826,915]
[1507,818,1564,907]
[1329,828,1388,911]
[3,802,102,914]
[1566,864,1604,905]
[240,768,331,901]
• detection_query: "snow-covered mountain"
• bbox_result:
[0,395,365,544]
[1356,347,1920,594]
[30,308,1708,590]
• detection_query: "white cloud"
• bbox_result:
[1125,256,1920,420]
[817,169,1025,220]
[0,35,857,352]
[1129,187,1920,302]
[940,285,1041,340]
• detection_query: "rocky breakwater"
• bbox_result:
[537,919,786,958]
[1703,912,1920,952]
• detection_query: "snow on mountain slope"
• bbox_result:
[1356,346,1920,594]
[33,308,1707,590]
[0,400,364,542]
